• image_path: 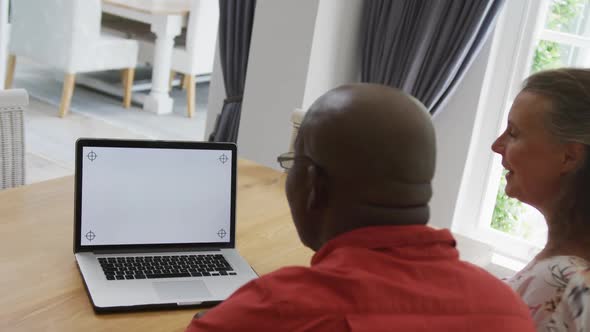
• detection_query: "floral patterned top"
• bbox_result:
[506,256,590,332]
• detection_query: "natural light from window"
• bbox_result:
[490,0,590,248]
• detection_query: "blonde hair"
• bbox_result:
[523,68,590,144]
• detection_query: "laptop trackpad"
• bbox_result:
[153,280,211,301]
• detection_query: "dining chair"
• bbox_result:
[0,89,28,189]
[5,0,138,117]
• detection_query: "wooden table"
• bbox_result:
[0,160,313,332]
[102,0,191,115]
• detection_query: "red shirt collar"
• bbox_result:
[311,225,456,265]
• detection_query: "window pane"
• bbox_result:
[491,171,524,234]
[531,39,590,72]
[490,171,547,246]
[544,0,590,36]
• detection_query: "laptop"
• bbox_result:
[73,138,258,313]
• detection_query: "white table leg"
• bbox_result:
[143,15,182,114]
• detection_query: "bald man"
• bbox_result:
[185,84,534,331]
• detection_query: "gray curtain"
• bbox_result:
[208,0,256,143]
[361,0,504,115]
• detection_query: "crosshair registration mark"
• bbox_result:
[219,154,228,164]
[217,229,227,239]
[87,150,97,162]
[85,230,96,241]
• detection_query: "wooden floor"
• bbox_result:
[24,93,206,184]
[25,98,146,183]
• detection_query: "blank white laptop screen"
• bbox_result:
[80,146,232,246]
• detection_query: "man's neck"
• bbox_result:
[323,204,430,244]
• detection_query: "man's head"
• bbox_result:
[285,83,436,251]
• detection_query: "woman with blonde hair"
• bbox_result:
[492,68,590,331]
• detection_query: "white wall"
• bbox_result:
[429,40,493,229]
[236,0,320,167]
[205,41,225,140]
[301,0,363,110]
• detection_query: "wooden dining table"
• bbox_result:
[0,159,313,331]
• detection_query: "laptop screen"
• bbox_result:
[75,140,235,249]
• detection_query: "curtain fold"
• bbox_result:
[208,0,256,143]
[360,0,504,115]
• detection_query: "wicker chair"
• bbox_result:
[0,89,28,189]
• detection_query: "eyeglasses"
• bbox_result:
[277,152,312,170]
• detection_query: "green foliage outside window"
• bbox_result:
[491,170,525,234]
[531,40,563,72]
[545,0,585,30]
[531,0,585,72]
[491,0,585,235]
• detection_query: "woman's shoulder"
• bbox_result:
[507,255,590,330]
[507,255,588,297]
[562,266,590,327]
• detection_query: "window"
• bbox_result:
[491,0,590,247]
[452,0,590,264]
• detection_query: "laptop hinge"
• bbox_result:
[92,247,222,254]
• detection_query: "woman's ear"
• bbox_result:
[562,142,587,174]
[306,164,328,211]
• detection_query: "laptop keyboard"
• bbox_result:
[98,254,236,280]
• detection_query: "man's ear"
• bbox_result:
[306,164,328,210]
[562,142,587,174]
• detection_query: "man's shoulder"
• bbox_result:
[454,260,531,311]
[250,265,346,306]
[255,265,317,287]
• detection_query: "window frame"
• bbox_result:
[451,0,551,263]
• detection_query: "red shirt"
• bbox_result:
[185,225,534,331]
